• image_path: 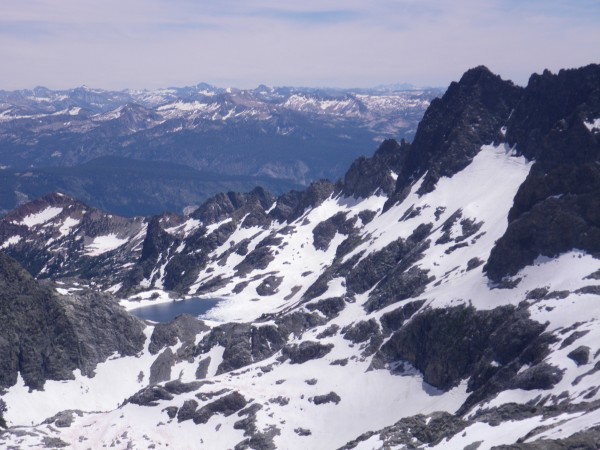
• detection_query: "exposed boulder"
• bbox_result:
[312,392,341,405]
[568,345,591,366]
[193,391,247,424]
[42,410,83,428]
[256,275,283,296]
[280,341,333,364]
[126,385,174,406]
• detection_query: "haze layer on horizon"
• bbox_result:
[1,0,598,90]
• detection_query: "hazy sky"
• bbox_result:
[1,0,599,90]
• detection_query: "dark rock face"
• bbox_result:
[493,425,600,449]
[196,323,284,375]
[506,64,600,162]
[435,209,482,245]
[233,403,263,439]
[347,224,432,300]
[363,266,433,313]
[485,64,600,281]
[485,164,600,281]
[343,319,381,344]
[0,253,145,390]
[234,247,275,276]
[149,348,176,385]
[384,66,522,209]
[512,363,563,390]
[357,209,377,225]
[177,399,199,422]
[316,324,339,339]
[342,139,409,198]
[346,237,413,295]
[191,187,275,227]
[196,357,211,379]
[164,406,178,419]
[122,215,179,293]
[294,427,312,436]
[342,319,383,357]
[163,380,203,395]
[343,402,600,450]
[312,212,356,251]
[149,315,209,355]
[376,305,549,395]
[305,296,346,319]
[289,180,336,221]
[42,437,69,448]
[195,311,326,375]
[161,220,237,293]
[340,412,467,450]
[234,424,281,450]
[0,399,6,428]
[267,190,304,223]
[269,180,335,223]
[379,300,426,335]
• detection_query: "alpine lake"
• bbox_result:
[129,298,220,323]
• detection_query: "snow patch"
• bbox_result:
[84,234,128,256]
[18,207,63,227]
[584,117,600,132]
[58,217,80,237]
[0,235,21,249]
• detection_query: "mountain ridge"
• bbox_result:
[1,64,600,449]
[0,83,441,217]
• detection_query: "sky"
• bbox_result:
[0,0,599,91]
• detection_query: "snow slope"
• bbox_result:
[2,140,600,449]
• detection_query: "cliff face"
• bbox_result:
[0,253,145,391]
[485,64,600,280]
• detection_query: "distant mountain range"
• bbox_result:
[0,83,442,216]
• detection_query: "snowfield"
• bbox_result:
[84,233,129,256]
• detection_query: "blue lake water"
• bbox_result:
[129,298,220,323]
